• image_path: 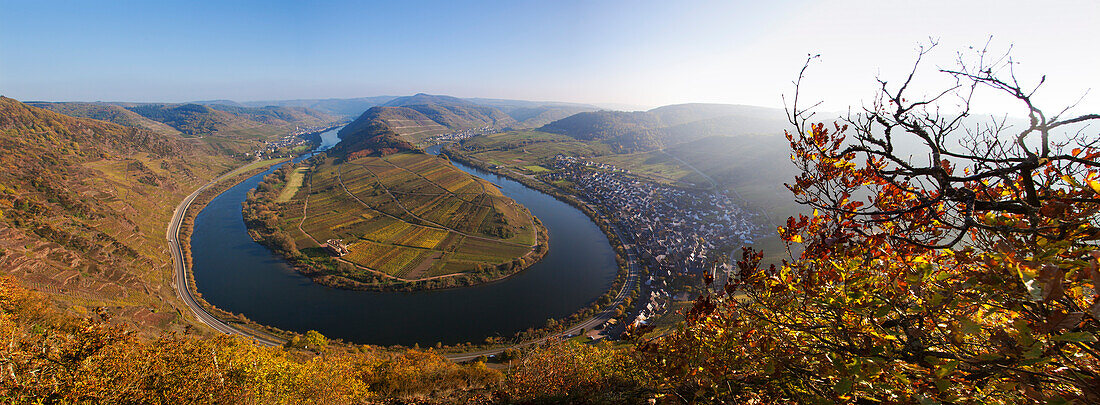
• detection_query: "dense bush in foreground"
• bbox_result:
[0,278,501,403]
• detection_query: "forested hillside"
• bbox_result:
[466,97,598,127]
[234,95,398,117]
[539,110,665,152]
[31,101,339,138]
[187,94,598,141]
[25,102,184,136]
[125,103,337,135]
[199,95,599,126]
[204,104,336,126]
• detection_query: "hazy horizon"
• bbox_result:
[3,0,1098,115]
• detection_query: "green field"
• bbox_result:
[593,152,706,187]
[460,130,576,149]
[276,167,307,202]
[277,151,540,281]
[462,130,612,168]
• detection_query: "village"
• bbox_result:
[426,125,500,144]
[246,124,344,160]
[544,154,759,329]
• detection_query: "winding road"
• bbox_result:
[166,163,283,347]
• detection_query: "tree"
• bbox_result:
[505,341,643,402]
[783,42,1100,250]
[643,42,1100,403]
[305,330,328,351]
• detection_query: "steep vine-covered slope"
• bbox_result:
[384,94,516,129]
[0,96,238,334]
[341,106,451,146]
[330,107,418,158]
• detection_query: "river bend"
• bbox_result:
[190,128,617,346]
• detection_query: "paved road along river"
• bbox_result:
[189,128,618,346]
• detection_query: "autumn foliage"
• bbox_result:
[504,341,647,403]
[630,45,1100,403]
[0,278,501,403]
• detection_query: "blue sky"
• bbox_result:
[2,0,1098,113]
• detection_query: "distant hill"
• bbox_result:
[192,95,600,128]
[127,103,337,136]
[189,99,244,107]
[539,103,788,152]
[235,96,397,117]
[25,102,184,136]
[3,97,182,158]
[333,94,542,149]
[664,134,798,218]
[648,103,785,127]
[31,102,339,138]
[386,94,597,128]
[0,96,237,334]
[349,106,450,145]
[538,110,665,152]
[464,97,607,124]
[383,93,474,107]
[125,104,255,135]
[383,93,517,130]
[498,105,599,128]
[464,97,596,110]
[204,104,336,126]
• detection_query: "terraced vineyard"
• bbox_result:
[270,151,545,286]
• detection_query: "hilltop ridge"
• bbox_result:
[538,103,788,152]
[331,107,418,158]
[30,101,339,138]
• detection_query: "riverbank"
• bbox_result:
[296,123,348,148]
[440,147,640,332]
[176,157,293,343]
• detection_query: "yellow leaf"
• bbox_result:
[791,235,803,243]
[1063,175,1081,187]
[1089,179,1100,196]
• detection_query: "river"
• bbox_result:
[190,127,618,346]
